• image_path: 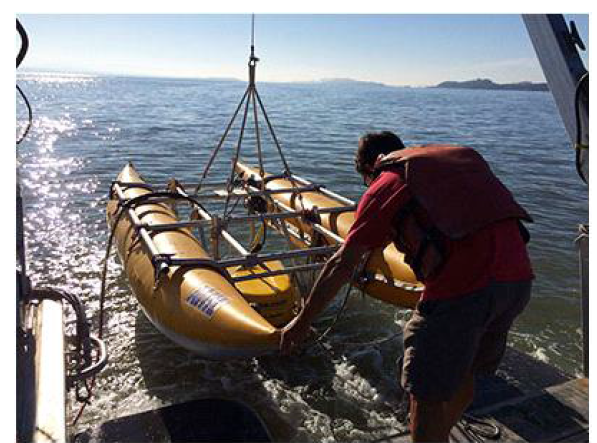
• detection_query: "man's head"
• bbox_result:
[355,131,405,186]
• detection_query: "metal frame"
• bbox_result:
[111,178,353,286]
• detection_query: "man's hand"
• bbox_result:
[279,316,311,356]
[278,242,368,356]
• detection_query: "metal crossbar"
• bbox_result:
[143,205,355,233]
[167,245,338,268]
[210,184,322,197]
[290,173,356,205]
[114,180,352,207]
[231,262,325,283]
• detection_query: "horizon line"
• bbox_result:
[17,67,549,89]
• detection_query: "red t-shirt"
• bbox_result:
[344,170,534,301]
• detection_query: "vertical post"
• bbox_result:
[576,224,589,377]
[211,215,221,261]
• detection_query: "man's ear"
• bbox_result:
[374,153,385,168]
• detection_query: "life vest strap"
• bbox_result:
[393,198,447,281]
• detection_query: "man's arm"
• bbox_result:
[280,171,408,355]
[279,241,368,355]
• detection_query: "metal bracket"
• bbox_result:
[151,253,173,290]
[568,20,586,51]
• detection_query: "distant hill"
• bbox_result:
[317,78,389,88]
[435,78,549,92]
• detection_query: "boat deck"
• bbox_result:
[464,377,588,442]
[76,347,588,442]
[390,377,588,443]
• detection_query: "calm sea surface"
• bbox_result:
[16,73,588,441]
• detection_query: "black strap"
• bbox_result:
[393,199,418,231]
[410,234,431,277]
[393,199,447,280]
[176,262,233,282]
[517,220,531,244]
[115,181,154,191]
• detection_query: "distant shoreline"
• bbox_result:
[17,71,549,91]
[434,79,549,92]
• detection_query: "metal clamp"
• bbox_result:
[151,253,173,289]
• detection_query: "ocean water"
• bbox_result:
[16,73,588,441]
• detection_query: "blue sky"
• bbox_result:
[17,14,589,86]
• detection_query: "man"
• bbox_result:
[280,131,533,442]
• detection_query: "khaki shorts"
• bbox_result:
[401,280,531,401]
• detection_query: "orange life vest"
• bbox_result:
[373,144,532,281]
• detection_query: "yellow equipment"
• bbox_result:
[107,163,295,359]
[105,37,422,360]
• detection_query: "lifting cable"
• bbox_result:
[194,14,308,231]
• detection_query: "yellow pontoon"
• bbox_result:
[107,163,296,359]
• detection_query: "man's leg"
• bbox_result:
[408,373,475,442]
[409,394,450,443]
[443,372,475,432]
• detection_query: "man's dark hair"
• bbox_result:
[355,131,405,173]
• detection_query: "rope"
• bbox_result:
[16,19,33,145]
[312,281,353,345]
[296,250,414,442]
[17,19,29,68]
[305,251,374,348]
[30,286,109,424]
[311,309,408,443]
[16,84,33,145]
[250,86,309,214]
[72,188,208,424]
[71,202,123,425]
[458,413,501,442]
[30,288,107,384]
